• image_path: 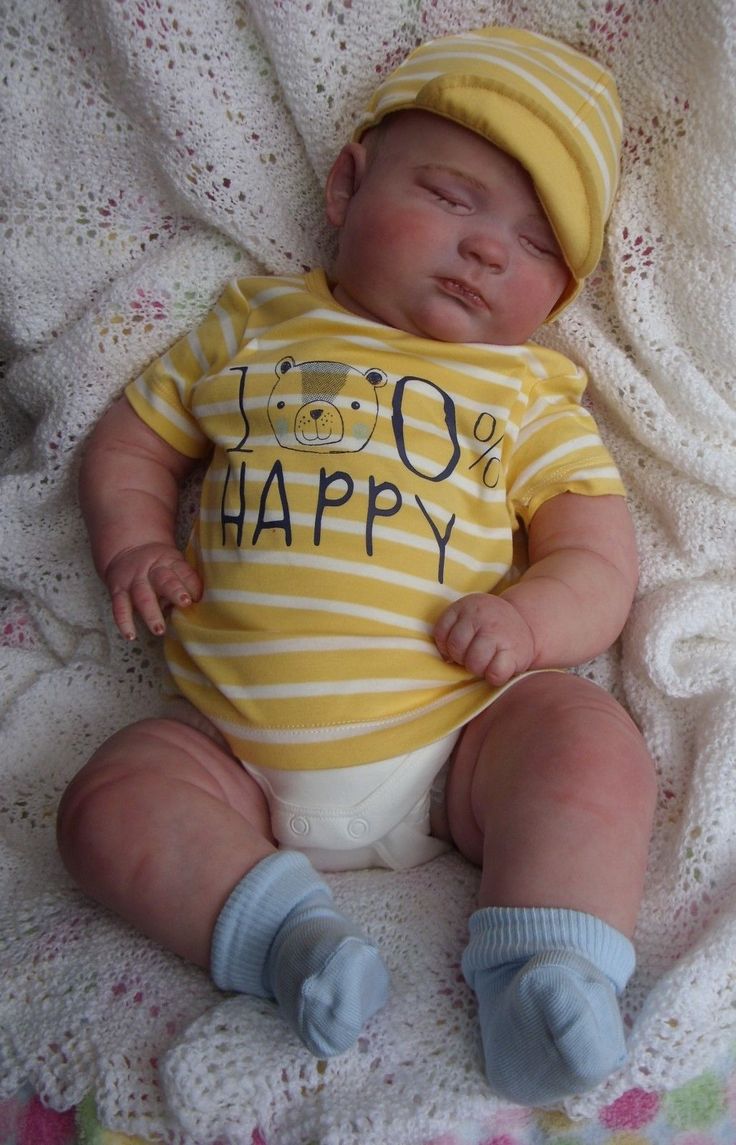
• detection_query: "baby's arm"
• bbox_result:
[434,493,638,685]
[79,397,203,640]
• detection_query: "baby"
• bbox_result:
[58,26,656,1106]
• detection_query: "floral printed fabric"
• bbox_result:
[4,1054,736,1145]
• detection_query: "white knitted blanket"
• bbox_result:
[1,2,735,1143]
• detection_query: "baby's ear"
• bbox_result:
[325,142,368,227]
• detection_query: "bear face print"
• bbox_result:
[268,356,387,452]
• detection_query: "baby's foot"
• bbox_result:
[268,904,390,1056]
[462,906,634,1104]
[469,949,627,1103]
[211,850,389,1056]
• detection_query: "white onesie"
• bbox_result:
[242,732,459,871]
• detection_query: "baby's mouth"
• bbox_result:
[437,277,488,310]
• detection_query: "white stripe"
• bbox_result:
[517,408,593,443]
[248,282,306,309]
[365,439,503,498]
[184,634,432,657]
[217,677,452,700]
[393,385,514,425]
[378,47,614,201]
[210,681,484,745]
[521,392,571,424]
[202,505,508,566]
[411,36,616,124]
[511,460,620,496]
[195,398,249,418]
[515,345,563,380]
[209,464,507,536]
[203,548,457,599]
[212,302,238,358]
[187,329,210,374]
[157,350,194,399]
[247,326,527,391]
[196,393,497,430]
[225,310,528,395]
[483,57,613,201]
[522,385,585,425]
[477,35,621,127]
[130,378,204,442]
[509,436,614,494]
[200,352,517,407]
[203,590,433,634]
[249,305,378,338]
[560,464,620,483]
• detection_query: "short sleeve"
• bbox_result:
[506,365,626,527]
[125,278,251,458]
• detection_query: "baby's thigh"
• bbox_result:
[59,713,271,836]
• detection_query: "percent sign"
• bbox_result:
[468,412,503,488]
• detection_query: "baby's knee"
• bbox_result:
[56,718,174,867]
[524,674,657,814]
[472,673,656,817]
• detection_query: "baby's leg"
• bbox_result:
[57,718,388,1055]
[446,673,656,1104]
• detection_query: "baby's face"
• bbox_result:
[326,111,570,345]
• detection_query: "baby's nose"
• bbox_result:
[459,230,509,271]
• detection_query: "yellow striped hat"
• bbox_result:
[354,26,622,318]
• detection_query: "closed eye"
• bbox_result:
[418,177,473,213]
[430,188,473,213]
[520,233,562,259]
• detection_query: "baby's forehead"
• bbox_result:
[367,110,516,167]
[366,111,543,202]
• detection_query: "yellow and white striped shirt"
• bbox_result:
[126,270,624,769]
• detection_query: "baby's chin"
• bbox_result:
[332,284,526,345]
[392,298,516,346]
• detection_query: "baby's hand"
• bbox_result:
[104,543,202,640]
[434,592,536,687]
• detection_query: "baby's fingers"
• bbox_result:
[149,559,201,611]
[432,609,455,664]
[111,587,138,642]
[433,604,458,658]
[128,576,169,637]
[434,607,474,665]
[483,647,519,687]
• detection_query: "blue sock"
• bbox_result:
[461,906,635,1105]
[210,850,390,1057]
